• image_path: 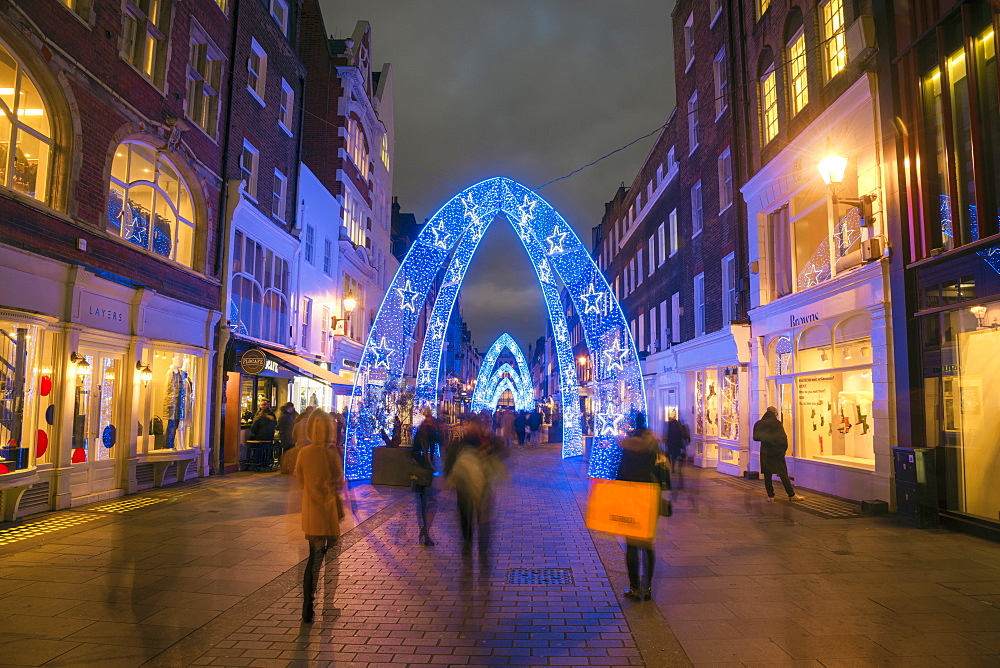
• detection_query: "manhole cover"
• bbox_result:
[506,568,574,585]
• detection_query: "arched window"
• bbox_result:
[771,335,792,375]
[0,41,54,203]
[107,141,196,267]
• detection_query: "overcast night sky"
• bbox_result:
[323,1,677,351]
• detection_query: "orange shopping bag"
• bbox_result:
[585,478,659,541]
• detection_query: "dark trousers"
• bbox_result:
[625,540,655,590]
[457,490,490,553]
[415,485,433,538]
[303,536,336,620]
[761,452,795,498]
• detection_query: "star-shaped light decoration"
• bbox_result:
[369,337,394,369]
[396,279,421,312]
[417,358,436,383]
[536,258,553,284]
[602,337,629,374]
[430,224,451,250]
[428,316,447,340]
[546,225,569,255]
[580,282,606,315]
[595,412,624,437]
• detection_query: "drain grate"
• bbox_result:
[506,568,574,585]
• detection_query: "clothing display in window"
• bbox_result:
[163,355,194,448]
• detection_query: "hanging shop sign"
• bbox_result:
[240,349,269,375]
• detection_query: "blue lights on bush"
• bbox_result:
[345,177,646,480]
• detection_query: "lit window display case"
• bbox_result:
[137,350,202,452]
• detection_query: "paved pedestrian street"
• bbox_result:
[1,445,999,667]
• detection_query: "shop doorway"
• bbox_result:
[70,350,124,500]
[772,378,795,456]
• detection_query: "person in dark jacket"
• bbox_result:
[514,411,527,448]
[248,407,277,470]
[616,412,660,601]
[412,408,442,546]
[527,409,543,446]
[752,407,805,502]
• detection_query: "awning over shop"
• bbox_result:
[266,349,355,393]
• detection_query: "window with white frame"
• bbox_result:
[666,147,677,177]
[380,133,389,169]
[304,224,315,264]
[638,312,646,351]
[691,181,703,236]
[270,0,289,35]
[694,272,705,336]
[271,170,287,220]
[788,31,809,115]
[346,116,369,181]
[684,13,695,70]
[239,141,258,198]
[300,296,311,348]
[57,0,91,20]
[108,141,197,267]
[722,253,737,323]
[660,300,669,347]
[637,248,644,285]
[821,0,847,81]
[669,209,679,256]
[323,238,332,276]
[646,180,653,201]
[320,305,330,356]
[278,78,294,133]
[713,47,728,118]
[230,231,290,344]
[635,191,642,212]
[710,0,722,25]
[247,38,267,103]
[187,29,223,138]
[688,92,699,153]
[122,0,172,87]
[647,236,655,276]
[671,292,681,343]
[718,147,733,210]
[760,66,779,144]
[657,223,666,266]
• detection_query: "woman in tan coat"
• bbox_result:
[295,409,344,623]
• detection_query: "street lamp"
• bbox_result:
[818,153,876,279]
[970,304,987,327]
[330,292,358,333]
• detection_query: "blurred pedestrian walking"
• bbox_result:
[664,413,688,488]
[445,416,507,561]
[277,402,297,466]
[617,413,662,601]
[281,406,314,474]
[296,409,345,623]
[412,408,442,546]
[752,406,805,502]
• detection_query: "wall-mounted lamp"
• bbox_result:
[818,153,875,225]
[971,304,987,327]
[136,361,153,386]
[70,352,91,376]
[330,292,358,332]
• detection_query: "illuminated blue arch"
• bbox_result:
[346,177,646,480]
[474,363,533,413]
[470,334,534,413]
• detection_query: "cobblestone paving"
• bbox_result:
[189,445,647,667]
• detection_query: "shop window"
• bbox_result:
[108,141,197,267]
[137,351,200,452]
[771,335,792,375]
[0,43,54,204]
[921,299,1000,520]
[797,325,831,372]
[71,352,122,466]
[720,367,739,441]
[0,323,60,474]
[695,370,719,437]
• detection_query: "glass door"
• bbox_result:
[773,378,795,457]
[71,350,123,500]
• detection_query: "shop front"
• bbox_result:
[912,243,1000,536]
[749,263,892,502]
[222,339,352,473]
[0,249,217,518]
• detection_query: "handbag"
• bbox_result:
[410,462,434,487]
[585,479,659,540]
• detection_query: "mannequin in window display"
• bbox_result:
[163,354,194,448]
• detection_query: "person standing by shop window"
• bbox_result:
[248,406,277,470]
[277,402,298,464]
[752,406,805,502]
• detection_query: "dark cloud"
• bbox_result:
[324,0,676,350]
